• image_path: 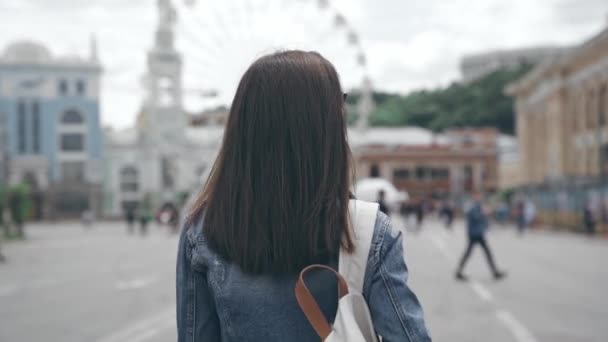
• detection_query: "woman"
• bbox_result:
[177,50,431,342]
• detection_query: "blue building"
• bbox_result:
[0,40,103,219]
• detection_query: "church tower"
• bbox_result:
[139,0,186,145]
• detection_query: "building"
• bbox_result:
[0,102,7,185]
[506,25,608,186]
[350,127,499,199]
[496,135,524,190]
[104,0,223,218]
[461,46,567,82]
[506,24,608,230]
[0,39,103,219]
[190,105,229,126]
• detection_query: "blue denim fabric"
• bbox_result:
[467,203,489,238]
[176,211,431,342]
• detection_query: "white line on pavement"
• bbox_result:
[425,228,539,342]
[428,234,452,259]
[0,284,19,297]
[115,276,158,291]
[127,318,175,342]
[496,309,539,342]
[96,308,174,342]
[469,281,494,302]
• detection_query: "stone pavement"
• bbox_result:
[0,218,606,341]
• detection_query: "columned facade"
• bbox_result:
[507,26,608,185]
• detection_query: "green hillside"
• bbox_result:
[347,64,532,134]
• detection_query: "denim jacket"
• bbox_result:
[176,211,431,342]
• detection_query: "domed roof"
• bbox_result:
[3,41,52,63]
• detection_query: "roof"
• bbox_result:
[105,127,138,146]
[185,126,225,145]
[506,25,608,95]
[3,41,51,63]
[348,127,447,148]
[0,40,101,70]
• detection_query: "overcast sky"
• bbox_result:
[0,0,606,129]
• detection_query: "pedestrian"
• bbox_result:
[176,51,431,342]
[377,189,390,216]
[516,200,525,234]
[583,202,596,236]
[81,208,94,228]
[9,190,25,239]
[415,200,425,230]
[440,200,454,229]
[167,204,180,234]
[455,191,506,281]
[125,207,135,234]
[0,202,6,262]
[524,198,536,230]
[138,201,152,236]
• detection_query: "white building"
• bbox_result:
[460,46,567,83]
[103,0,223,218]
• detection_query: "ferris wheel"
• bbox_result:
[173,0,375,127]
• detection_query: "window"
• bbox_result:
[17,100,26,153]
[157,77,175,107]
[76,80,86,96]
[32,101,40,153]
[62,109,84,124]
[431,168,449,180]
[161,156,175,188]
[601,85,607,127]
[61,133,84,151]
[393,168,410,181]
[370,164,380,178]
[62,162,85,182]
[58,79,68,95]
[464,165,473,192]
[120,166,139,192]
[416,167,427,180]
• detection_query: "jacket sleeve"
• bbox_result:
[176,227,220,342]
[364,214,432,342]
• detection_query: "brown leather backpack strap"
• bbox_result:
[295,265,349,340]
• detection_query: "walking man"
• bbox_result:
[377,190,390,216]
[583,202,596,236]
[455,191,506,281]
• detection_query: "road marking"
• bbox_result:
[96,308,174,342]
[0,284,19,297]
[425,229,538,342]
[428,234,452,259]
[469,281,494,302]
[115,276,158,291]
[127,318,175,342]
[496,309,539,342]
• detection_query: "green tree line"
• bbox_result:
[347,64,532,134]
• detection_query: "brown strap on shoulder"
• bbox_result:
[295,265,349,340]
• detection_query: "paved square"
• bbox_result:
[0,218,606,341]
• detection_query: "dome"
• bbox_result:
[3,41,52,63]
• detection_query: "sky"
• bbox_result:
[0,0,606,129]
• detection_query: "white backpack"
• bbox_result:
[295,199,379,342]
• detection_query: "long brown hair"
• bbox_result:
[189,50,354,275]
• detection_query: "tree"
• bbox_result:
[361,64,532,134]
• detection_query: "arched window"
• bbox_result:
[17,100,26,153]
[120,166,139,192]
[62,109,84,124]
[76,80,86,96]
[58,79,68,95]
